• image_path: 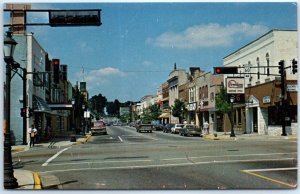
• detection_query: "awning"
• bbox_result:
[159,112,170,118]
[32,95,52,113]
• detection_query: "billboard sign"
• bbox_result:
[226,77,245,94]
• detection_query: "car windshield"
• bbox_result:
[94,122,105,127]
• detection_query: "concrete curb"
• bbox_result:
[33,172,42,189]
[74,134,91,145]
[203,134,235,141]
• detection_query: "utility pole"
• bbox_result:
[22,68,27,144]
[278,60,287,136]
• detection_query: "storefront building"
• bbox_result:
[223,29,297,136]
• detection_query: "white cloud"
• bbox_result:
[85,67,126,83]
[146,22,269,49]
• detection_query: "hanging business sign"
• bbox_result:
[226,77,245,94]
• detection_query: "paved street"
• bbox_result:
[12,125,297,190]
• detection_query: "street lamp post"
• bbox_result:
[3,30,19,189]
[82,104,86,135]
[71,98,75,131]
[230,96,236,137]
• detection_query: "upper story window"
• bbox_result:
[189,87,195,102]
[266,53,270,76]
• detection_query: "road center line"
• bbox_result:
[42,147,71,167]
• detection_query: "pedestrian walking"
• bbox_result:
[203,121,209,134]
[28,124,37,147]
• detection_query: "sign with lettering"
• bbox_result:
[226,77,245,94]
[227,94,245,103]
[286,84,298,92]
[186,102,197,111]
[263,96,271,104]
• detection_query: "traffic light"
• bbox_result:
[28,108,34,118]
[213,67,238,74]
[278,60,284,75]
[292,59,297,74]
[20,107,26,117]
[53,59,60,84]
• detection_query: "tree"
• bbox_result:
[215,86,230,114]
[215,86,231,132]
[149,103,161,121]
[106,99,120,116]
[89,94,107,117]
[171,99,186,123]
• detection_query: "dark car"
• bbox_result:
[153,123,164,131]
[179,124,202,137]
[163,123,175,133]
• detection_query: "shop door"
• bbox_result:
[253,107,258,133]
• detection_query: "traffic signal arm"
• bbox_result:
[213,67,238,74]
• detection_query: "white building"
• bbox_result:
[223,29,298,136]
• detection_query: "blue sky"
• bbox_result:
[2,1,297,102]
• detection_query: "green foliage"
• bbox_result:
[106,99,120,116]
[119,113,130,123]
[140,103,161,123]
[89,93,107,117]
[215,86,231,113]
[171,99,186,123]
[149,103,161,121]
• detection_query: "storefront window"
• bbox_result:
[268,106,294,126]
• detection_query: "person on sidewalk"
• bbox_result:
[203,121,209,134]
[28,124,37,147]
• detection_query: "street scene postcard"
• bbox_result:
[1,0,298,191]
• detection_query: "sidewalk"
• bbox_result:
[10,134,91,190]
[203,132,298,141]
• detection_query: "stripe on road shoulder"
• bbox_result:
[42,147,71,167]
[241,167,297,188]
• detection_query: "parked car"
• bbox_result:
[171,124,184,134]
[179,124,202,137]
[153,123,164,131]
[91,120,107,136]
[163,123,175,133]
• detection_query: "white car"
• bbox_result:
[171,124,184,134]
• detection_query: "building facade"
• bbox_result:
[223,30,298,135]
[168,64,188,124]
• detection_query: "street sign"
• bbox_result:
[243,63,251,78]
[287,84,297,92]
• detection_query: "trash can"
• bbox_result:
[70,135,76,142]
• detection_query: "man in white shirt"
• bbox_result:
[28,124,37,147]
